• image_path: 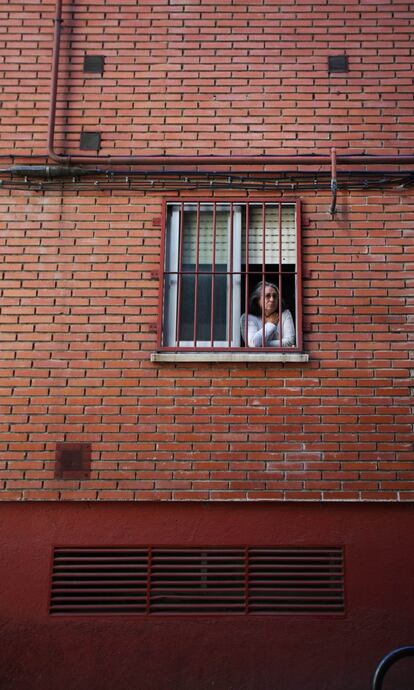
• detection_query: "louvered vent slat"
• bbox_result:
[50,548,148,614]
[50,546,344,616]
[248,547,344,614]
[150,549,245,613]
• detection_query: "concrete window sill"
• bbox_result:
[151,352,309,363]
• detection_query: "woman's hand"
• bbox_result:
[265,312,279,325]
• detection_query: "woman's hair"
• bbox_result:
[248,281,285,316]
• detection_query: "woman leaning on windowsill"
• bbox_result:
[240,281,296,348]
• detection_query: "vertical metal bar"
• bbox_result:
[244,546,249,615]
[146,546,152,615]
[47,545,56,616]
[296,200,303,350]
[210,203,216,347]
[228,203,233,347]
[193,202,201,347]
[232,209,242,348]
[262,203,266,347]
[244,203,249,347]
[157,201,167,348]
[176,202,184,346]
[278,203,283,348]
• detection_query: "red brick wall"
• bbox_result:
[2,0,414,158]
[0,1,413,501]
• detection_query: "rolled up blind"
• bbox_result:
[241,203,296,265]
[181,204,230,265]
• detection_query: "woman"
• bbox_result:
[240,281,295,348]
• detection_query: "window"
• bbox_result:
[159,200,302,353]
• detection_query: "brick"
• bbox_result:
[0,0,413,503]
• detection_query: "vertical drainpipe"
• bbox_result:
[330,148,338,218]
[330,148,337,217]
[47,0,62,155]
[48,0,63,157]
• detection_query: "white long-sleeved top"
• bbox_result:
[240,310,296,348]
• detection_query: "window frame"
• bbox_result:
[156,198,303,354]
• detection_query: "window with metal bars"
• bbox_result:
[159,200,302,351]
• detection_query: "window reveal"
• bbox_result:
[160,201,301,351]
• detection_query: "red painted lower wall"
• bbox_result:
[1,502,413,690]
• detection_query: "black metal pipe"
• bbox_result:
[372,646,414,690]
[1,165,87,178]
[1,165,413,180]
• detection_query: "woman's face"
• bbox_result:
[258,287,279,316]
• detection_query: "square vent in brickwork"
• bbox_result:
[328,55,349,73]
[50,546,345,616]
[54,442,91,480]
[79,132,101,151]
[83,55,104,74]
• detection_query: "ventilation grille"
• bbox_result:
[55,442,91,480]
[248,548,344,613]
[51,548,148,614]
[50,547,344,616]
[151,548,246,614]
